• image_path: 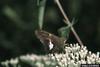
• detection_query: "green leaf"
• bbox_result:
[58,18,76,39]
[58,26,71,39]
[38,0,47,29]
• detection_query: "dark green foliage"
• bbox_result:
[0,0,39,61]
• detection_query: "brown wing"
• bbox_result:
[35,30,66,53]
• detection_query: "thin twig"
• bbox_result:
[54,0,84,46]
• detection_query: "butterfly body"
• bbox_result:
[35,30,66,53]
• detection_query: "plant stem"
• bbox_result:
[38,0,46,29]
[54,0,84,46]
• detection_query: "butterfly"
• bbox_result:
[35,29,67,53]
[35,20,76,53]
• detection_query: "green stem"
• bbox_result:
[38,0,47,29]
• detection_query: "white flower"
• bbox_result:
[1,43,100,67]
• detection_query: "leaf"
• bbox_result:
[38,0,46,29]
[58,18,76,39]
[58,26,71,39]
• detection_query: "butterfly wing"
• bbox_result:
[35,30,66,53]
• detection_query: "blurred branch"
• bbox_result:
[3,6,34,30]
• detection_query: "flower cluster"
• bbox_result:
[50,43,100,67]
[1,43,100,67]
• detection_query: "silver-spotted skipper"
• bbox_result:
[35,30,67,53]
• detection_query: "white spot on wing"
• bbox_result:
[49,40,54,50]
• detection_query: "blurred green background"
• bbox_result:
[0,0,100,61]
